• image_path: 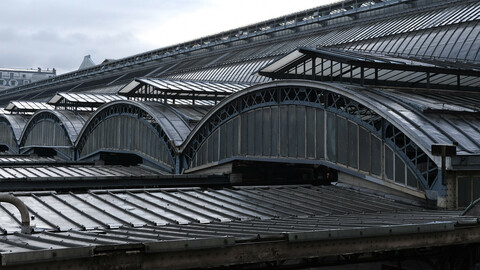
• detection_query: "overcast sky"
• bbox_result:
[1,0,336,74]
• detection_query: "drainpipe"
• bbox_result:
[0,193,31,234]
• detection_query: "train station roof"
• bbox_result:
[0,0,477,267]
[4,101,54,114]
[259,48,480,91]
[48,93,126,111]
[118,78,250,105]
[0,184,478,268]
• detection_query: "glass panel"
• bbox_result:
[296,106,306,158]
[201,140,207,166]
[407,168,418,188]
[432,28,456,58]
[213,130,219,162]
[280,106,289,157]
[288,105,297,157]
[271,107,279,156]
[468,39,480,62]
[457,24,480,60]
[247,110,255,156]
[371,135,382,176]
[240,114,248,155]
[423,29,448,57]
[385,146,394,180]
[396,34,414,55]
[347,121,358,169]
[306,107,316,158]
[336,116,347,165]
[255,110,263,156]
[402,34,422,55]
[208,131,215,163]
[232,117,239,156]
[326,112,336,162]
[395,155,406,184]
[262,107,271,156]
[226,120,233,158]
[220,124,227,160]
[316,109,325,159]
[441,27,464,59]
[450,23,475,59]
[410,31,432,57]
[359,127,370,172]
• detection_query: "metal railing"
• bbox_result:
[0,193,31,234]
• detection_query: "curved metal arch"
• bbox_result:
[0,114,28,141]
[181,80,440,190]
[19,110,85,149]
[75,100,192,169]
[0,114,28,153]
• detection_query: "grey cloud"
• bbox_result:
[0,0,207,73]
[1,0,321,74]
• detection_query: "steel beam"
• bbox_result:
[2,225,480,269]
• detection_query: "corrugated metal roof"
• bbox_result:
[0,204,474,261]
[48,93,127,107]
[164,58,274,84]
[140,101,193,145]
[0,185,420,234]
[4,101,54,113]
[170,105,212,125]
[0,156,58,165]
[74,85,125,94]
[118,78,250,105]
[0,165,156,181]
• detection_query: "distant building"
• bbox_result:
[0,67,56,90]
[78,55,95,70]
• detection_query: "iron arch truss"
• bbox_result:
[75,100,191,172]
[0,114,28,154]
[19,110,84,160]
[181,80,441,193]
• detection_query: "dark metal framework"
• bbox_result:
[118,78,249,105]
[75,102,177,171]
[0,114,28,154]
[4,101,54,114]
[48,93,126,111]
[259,48,480,91]
[0,118,19,154]
[182,82,439,190]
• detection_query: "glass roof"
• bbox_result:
[259,48,480,91]
[4,101,54,114]
[118,78,250,105]
[48,93,127,110]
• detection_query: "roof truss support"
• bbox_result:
[259,48,480,91]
